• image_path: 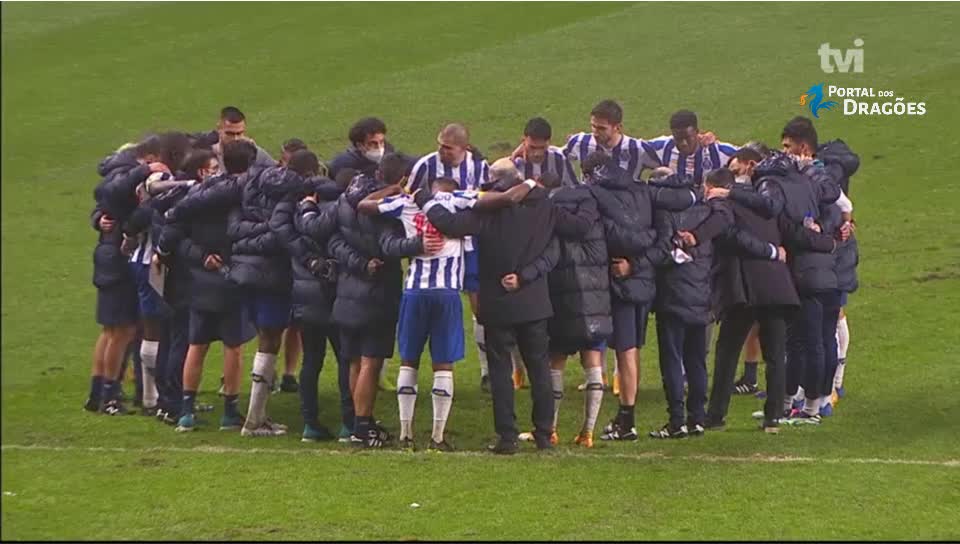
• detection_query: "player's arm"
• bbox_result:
[473,180,537,210]
[357,184,404,215]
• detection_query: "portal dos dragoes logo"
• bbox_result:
[800,83,926,117]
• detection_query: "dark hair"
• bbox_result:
[728,147,764,166]
[431,177,459,191]
[220,106,246,124]
[157,131,192,171]
[334,168,358,191]
[222,140,257,174]
[742,141,772,159]
[348,117,387,146]
[782,116,818,150]
[182,149,217,179]
[705,167,735,189]
[379,153,409,185]
[523,117,552,141]
[282,138,308,154]
[539,171,562,190]
[581,150,611,176]
[288,150,320,177]
[590,100,623,124]
[670,109,698,131]
[134,135,162,159]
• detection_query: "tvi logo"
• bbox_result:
[818,39,864,73]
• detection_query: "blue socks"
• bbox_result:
[182,390,197,415]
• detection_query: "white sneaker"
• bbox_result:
[518,432,535,442]
[265,418,288,432]
[752,410,765,420]
[241,422,287,437]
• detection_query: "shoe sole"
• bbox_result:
[764,426,780,434]
[175,426,195,433]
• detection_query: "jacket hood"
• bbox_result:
[753,152,799,180]
[649,173,696,190]
[817,139,860,177]
[97,149,139,177]
[258,166,305,200]
[588,158,633,190]
[344,175,383,208]
[305,176,344,202]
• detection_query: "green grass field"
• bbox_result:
[3,2,960,540]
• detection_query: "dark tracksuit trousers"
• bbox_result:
[299,324,353,429]
[787,291,842,401]
[708,306,788,423]
[156,306,189,414]
[486,319,554,443]
[656,312,709,428]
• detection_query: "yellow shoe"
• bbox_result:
[612,374,620,396]
[831,389,840,408]
[574,431,594,448]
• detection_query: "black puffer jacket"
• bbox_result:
[729,153,839,222]
[329,176,423,328]
[547,185,612,345]
[588,162,697,305]
[648,178,734,325]
[271,177,344,326]
[835,233,859,294]
[817,140,860,196]
[225,166,302,293]
[91,150,151,288]
[158,174,243,312]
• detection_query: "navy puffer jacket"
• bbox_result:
[225,166,303,293]
[817,140,860,196]
[271,176,344,326]
[648,177,734,325]
[330,176,423,328]
[158,174,243,312]
[547,185,612,345]
[588,162,697,305]
[91,150,150,288]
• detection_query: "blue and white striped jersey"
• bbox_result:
[406,151,489,192]
[378,190,479,291]
[645,136,739,185]
[563,132,662,181]
[513,146,579,186]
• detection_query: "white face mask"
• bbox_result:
[363,145,385,163]
[735,175,751,185]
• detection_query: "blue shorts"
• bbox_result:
[96,281,139,327]
[246,290,292,330]
[462,249,479,293]
[188,307,256,348]
[550,337,608,356]
[397,290,465,366]
[129,262,170,320]
[611,298,652,352]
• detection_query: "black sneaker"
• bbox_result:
[353,429,385,449]
[428,439,455,452]
[280,374,299,393]
[649,423,688,439]
[83,397,101,413]
[600,420,638,441]
[398,438,417,451]
[372,421,391,443]
[487,439,519,455]
[160,410,181,425]
[733,378,759,395]
[101,399,131,416]
[141,405,160,417]
[687,422,706,437]
[480,375,491,394]
[761,420,780,434]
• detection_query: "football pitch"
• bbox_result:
[2,2,959,540]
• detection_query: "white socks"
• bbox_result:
[397,366,418,440]
[474,317,488,378]
[431,371,454,443]
[140,340,160,409]
[550,369,564,430]
[583,366,604,433]
[245,352,276,428]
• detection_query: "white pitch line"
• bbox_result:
[2,443,957,468]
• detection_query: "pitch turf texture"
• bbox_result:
[2,2,959,540]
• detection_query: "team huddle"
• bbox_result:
[85,99,860,452]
